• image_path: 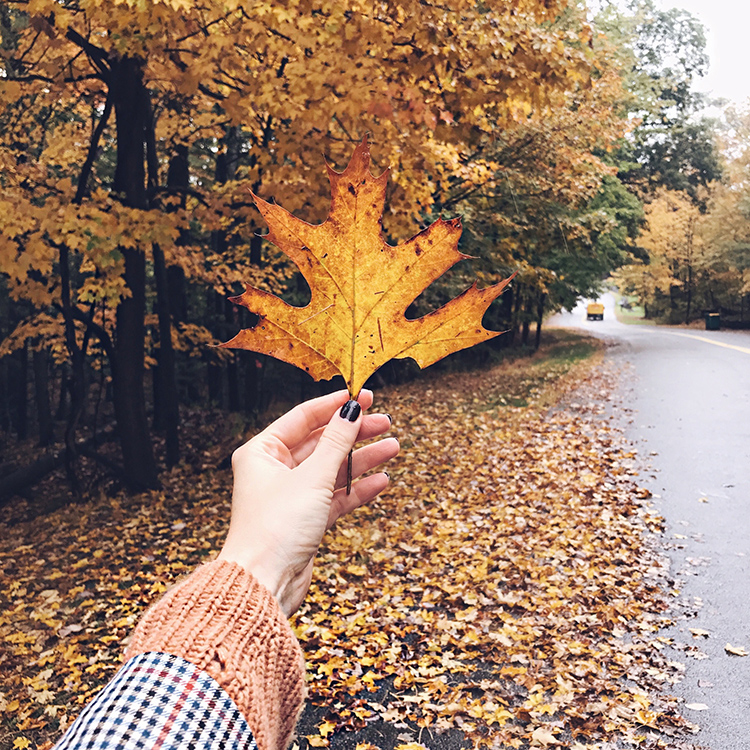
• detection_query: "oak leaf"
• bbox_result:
[222,138,512,396]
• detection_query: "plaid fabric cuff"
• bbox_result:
[53,651,257,750]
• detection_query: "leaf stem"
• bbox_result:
[346,389,360,495]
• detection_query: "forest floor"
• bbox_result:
[0,331,700,750]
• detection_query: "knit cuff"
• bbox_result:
[124,559,306,750]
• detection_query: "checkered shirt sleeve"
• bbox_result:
[53,651,257,750]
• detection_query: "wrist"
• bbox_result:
[216,541,293,614]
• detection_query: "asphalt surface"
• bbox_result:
[551,294,750,749]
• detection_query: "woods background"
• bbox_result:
[0,0,746,499]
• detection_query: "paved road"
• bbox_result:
[550,295,750,749]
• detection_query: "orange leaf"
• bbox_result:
[317,720,336,738]
[222,137,512,396]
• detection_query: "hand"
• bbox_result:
[217,389,399,616]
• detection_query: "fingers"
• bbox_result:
[355,413,392,443]
[291,413,392,465]
[263,389,374,449]
[333,436,399,489]
[305,398,365,486]
[327,473,390,529]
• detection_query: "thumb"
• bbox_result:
[307,399,362,487]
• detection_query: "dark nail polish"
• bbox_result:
[385,413,392,424]
[339,400,361,422]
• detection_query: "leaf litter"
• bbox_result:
[0,333,701,749]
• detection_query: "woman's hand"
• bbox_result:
[217,389,399,616]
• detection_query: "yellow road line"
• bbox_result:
[661,330,750,355]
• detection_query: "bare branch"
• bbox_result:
[74,87,114,204]
[65,26,110,80]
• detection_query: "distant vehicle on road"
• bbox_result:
[587,303,604,320]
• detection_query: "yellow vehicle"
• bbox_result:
[586,302,604,321]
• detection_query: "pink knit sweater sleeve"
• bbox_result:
[124,559,306,750]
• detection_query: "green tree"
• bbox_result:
[596,0,722,202]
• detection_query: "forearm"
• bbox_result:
[125,559,306,750]
[55,560,306,750]
[53,391,393,750]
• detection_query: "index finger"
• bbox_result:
[262,388,374,449]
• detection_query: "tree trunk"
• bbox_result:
[151,360,162,430]
[0,291,9,435]
[13,343,28,441]
[227,355,241,412]
[55,364,68,421]
[113,248,158,490]
[685,218,694,324]
[226,298,241,412]
[167,266,187,324]
[509,284,523,346]
[152,242,179,466]
[159,146,189,453]
[110,56,158,491]
[33,348,53,447]
[534,293,546,351]
[0,356,9,434]
[207,361,223,405]
[58,242,88,492]
[244,354,260,417]
[521,294,533,347]
[250,223,262,266]
[499,279,514,332]
[214,127,244,412]
[207,289,224,405]
[243,234,264,414]
[144,90,178,466]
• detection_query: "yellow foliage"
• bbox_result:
[0,0,629,362]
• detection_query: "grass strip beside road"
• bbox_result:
[611,293,654,326]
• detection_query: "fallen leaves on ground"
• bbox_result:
[293,341,691,749]
[0,410,238,748]
[0,333,695,749]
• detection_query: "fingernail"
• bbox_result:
[339,400,361,422]
[384,471,390,479]
[385,413,392,424]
